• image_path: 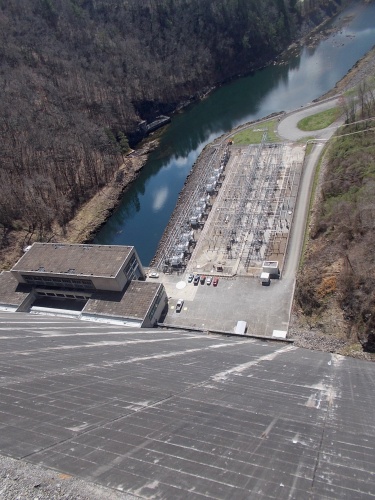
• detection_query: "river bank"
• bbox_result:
[60,139,160,245]
[321,42,375,97]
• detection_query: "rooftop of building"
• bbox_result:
[84,281,163,321]
[0,272,30,307]
[11,243,134,278]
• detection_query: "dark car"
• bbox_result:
[193,275,200,285]
[200,275,206,284]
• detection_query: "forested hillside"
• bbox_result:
[0,0,346,265]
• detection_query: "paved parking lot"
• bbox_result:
[160,272,292,337]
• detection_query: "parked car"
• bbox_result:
[213,277,219,287]
[193,275,200,285]
[176,299,184,312]
[187,273,194,283]
[149,272,159,278]
[206,276,212,285]
[200,275,206,284]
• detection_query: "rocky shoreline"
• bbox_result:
[321,43,375,97]
[149,143,216,268]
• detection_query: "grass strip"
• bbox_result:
[232,119,280,145]
[297,107,341,131]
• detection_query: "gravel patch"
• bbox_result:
[0,455,135,500]
[288,326,349,352]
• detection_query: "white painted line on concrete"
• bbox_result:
[212,344,297,382]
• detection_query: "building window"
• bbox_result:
[148,288,164,321]
[21,274,95,291]
[124,254,141,281]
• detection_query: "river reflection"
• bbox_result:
[95,1,375,265]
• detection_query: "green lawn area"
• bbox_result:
[232,119,280,145]
[297,107,341,131]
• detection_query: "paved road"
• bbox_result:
[277,96,344,287]
[278,96,343,141]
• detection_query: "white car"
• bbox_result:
[176,299,184,312]
[206,276,212,285]
[148,272,159,278]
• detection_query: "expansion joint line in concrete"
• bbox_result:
[309,367,337,498]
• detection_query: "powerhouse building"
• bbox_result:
[0,243,167,327]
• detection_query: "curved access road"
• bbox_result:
[278,96,343,141]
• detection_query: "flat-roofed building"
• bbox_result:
[11,243,145,292]
[3,243,167,327]
[82,281,167,328]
